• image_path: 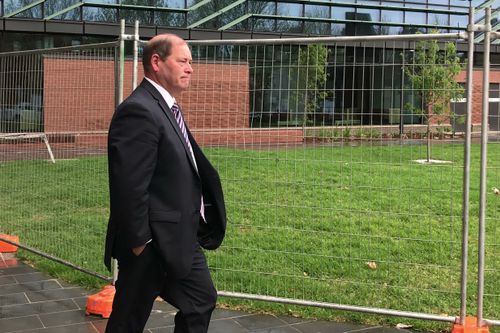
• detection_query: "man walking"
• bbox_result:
[104,34,226,333]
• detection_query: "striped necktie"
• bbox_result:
[170,102,206,221]
[171,103,193,155]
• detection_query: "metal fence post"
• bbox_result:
[459,5,475,326]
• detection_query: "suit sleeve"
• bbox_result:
[108,101,159,249]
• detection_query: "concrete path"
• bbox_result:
[0,253,415,333]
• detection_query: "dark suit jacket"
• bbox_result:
[104,79,226,278]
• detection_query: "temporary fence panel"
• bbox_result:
[182,32,475,325]
[479,9,500,329]
[0,42,119,281]
[0,20,498,330]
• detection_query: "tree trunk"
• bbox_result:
[427,108,432,162]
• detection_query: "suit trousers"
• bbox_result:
[105,243,217,333]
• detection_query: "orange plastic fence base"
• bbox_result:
[452,317,490,333]
[85,285,115,319]
[0,234,19,253]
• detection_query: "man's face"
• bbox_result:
[153,41,193,96]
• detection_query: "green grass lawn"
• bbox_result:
[0,141,499,331]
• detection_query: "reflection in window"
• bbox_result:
[83,0,115,3]
[405,11,426,25]
[357,8,380,22]
[6,2,42,18]
[251,1,275,15]
[277,3,302,17]
[44,0,79,17]
[332,7,349,20]
[429,13,449,26]
[122,0,156,5]
[450,14,467,29]
[381,10,404,24]
[157,0,186,8]
[304,21,331,35]
[305,5,329,18]
[83,6,117,22]
[430,0,450,5]
[379,25,402,35]
[120,9,153,24]
[276,20,303,33]
[331,23,345,35]
[156,12,185,27]
[252,18,276,32]
[52,9,81,21]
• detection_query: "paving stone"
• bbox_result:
[234,314,290,330]
[26,287,90,302]
[72,296,89,309]
[90,319,108,333]
[251,326,303,333]
[0,315,43,332]
[0,292,29,307]
[293,320,368,333]
[0,280,61,296]
[145,311,176,329]
[0,299,78,319]
[208,318,249,333]
[14,272,53,283]
[211,308,252,320]
[29,322,103,332]
[148,326,174,333]
[38,309,100,327]
[0,265,37,276]
[0,276,16,286]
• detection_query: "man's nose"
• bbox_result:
[186,63,193,73]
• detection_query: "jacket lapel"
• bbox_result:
[140,80,199,177]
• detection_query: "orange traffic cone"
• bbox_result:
[85,284,115,318]
[452,317,490,333]
[0,234,19,253]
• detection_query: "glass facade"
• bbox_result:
[0,1,479,34]
[0,0,490,128]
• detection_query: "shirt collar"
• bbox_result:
[145,77,176,109]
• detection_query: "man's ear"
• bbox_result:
[151,54,160,72]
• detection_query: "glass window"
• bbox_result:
[305,5,329,18]
[155,12,185,26]
[252,18,276,32]
[381,10,404,24]
[4,1,42,18]
[429,0,449,5]
[304,22,331,34]
[405,11,426,25]
[357,8,380,22]
[53,9,81,21]
[276,20,303,33]
[120,9,154,24]
[83,6,117,22]
[122,0,156,5]
[332,7,350,20]
[157,0,185,8]
[331,23,345,35]
[277,3,302,17]
[85,0,115,3]
[249,1,275,15]
[379,25,402,35]
[429,13,449,26]
[450,14,467,29]
[44,0,79,17]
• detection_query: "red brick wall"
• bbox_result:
[456,69,500,125]
[42,58,303,148]
[44,58,249,133]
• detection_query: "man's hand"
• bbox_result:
[132,244,147,256]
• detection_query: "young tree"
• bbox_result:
[297,44,329,126]
[405,36,464,162]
